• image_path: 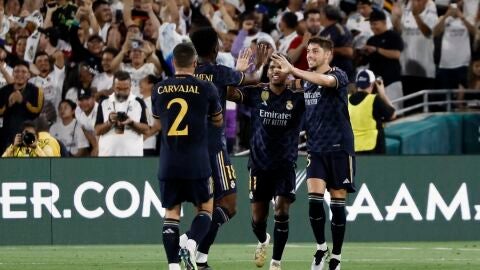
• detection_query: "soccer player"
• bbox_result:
[151,43,223,270]
[227,58,305,270]
[186,27,267,269]
[272,37,356,270]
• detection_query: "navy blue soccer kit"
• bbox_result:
[235,84,305,202]
[303,67,356,193]
[152,74,222,208]
[194,63,244,199]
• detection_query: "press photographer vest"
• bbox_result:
[348,94,378,152]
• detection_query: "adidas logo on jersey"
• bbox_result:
[343,178,350,184]
[163,228,175,234]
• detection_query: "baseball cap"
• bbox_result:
[356,69,375,89]
[255,4,269,15]
[368,9,387,22]
[78,88,93,100]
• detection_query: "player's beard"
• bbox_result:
[115,93,128,102]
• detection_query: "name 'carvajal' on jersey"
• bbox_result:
[157,84,200,94]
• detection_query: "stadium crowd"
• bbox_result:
[0,0,479,157]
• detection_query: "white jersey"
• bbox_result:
[29,65,65,112]
[142,96,156,150]
[439,17,471,69]
[0,63,12,89]
[50,119,89,155]
[75,102,98,133]
[96,93,146,156]
[120,63,156,97]
[92,72,114,92]
[278,31,299,55]
[400,2,438,78]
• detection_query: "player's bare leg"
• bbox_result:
[307,178,329,270]
[328,188,347,270]
[269,196,292,270]
[251,201,270,267]
[163,205,182,270]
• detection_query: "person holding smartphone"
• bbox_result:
[348,69,396,154]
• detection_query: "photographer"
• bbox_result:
[2,120,54,157]
[95,71,149,156]
[348,69,396,154]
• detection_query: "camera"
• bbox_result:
[116,112,128,122]
[22,131,36,146]
[131,39,143,50]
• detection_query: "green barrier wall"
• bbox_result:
[1,156,479,245]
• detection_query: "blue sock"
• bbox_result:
[309,193,326,246]
[273,215,289,261]
[198,207,231,254]
[330,198,346,255]
[162,218,180,264]
[189,211,212,244]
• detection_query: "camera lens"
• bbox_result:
[22,132,35,146]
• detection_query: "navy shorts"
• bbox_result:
[248,164,297,203]
[159,177,214,209]
[306,151,356,193]
[210,148,237,200]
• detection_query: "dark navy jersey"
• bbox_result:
[195,62,244,153]
[238,83,305,170]
[303,67,355,155]
[152,74,222,180]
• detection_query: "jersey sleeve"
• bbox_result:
[220,65,245,86]
[237,86,260,107]
[330,68,349,90]
[207,82,223,116]
[151,83,160,119]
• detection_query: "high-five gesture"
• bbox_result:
[271,53,293,74]
[236,48,253,72]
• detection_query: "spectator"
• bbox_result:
[277,12,299,55]
[0,61,44,153]
[49,99,90,156]
[75,88,99,156]
[92,0,112,42]
[64,62,96,104]
[29,51,65,117]
[47,0,78,41]
[433,1,476,91]
[362,10,404,109]
[0,42,13,88]
[139,74,159,157]
[94,71,148,156]
[392,0,438,110]
[2,120,57,157]
[92,47,117,98]
[319,5,355,81]
[348,69,396,154]
[231,11,275,58]
[288,8,322,71]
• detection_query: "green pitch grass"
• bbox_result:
[0,242,479,270]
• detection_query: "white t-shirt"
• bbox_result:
[346,11,393,49]
[29,65,65,113]
[92,72,114,92]
[0,63,12,89]
[439,17,471,69]
[400,3,438,78]
[96,93,146,156]
[50,119,89,155]
[278,31,299,55]
[75,102,98,133]
[120,62,156,97]
[99,23,111,42]
[142,96,156,150]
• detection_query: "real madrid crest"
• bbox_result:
[286,100,293,110]
[261,90,269,102]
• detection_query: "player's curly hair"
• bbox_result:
[190,27,218,58]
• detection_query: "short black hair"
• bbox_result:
[308,36,334,51]
[304,8,321,20]
[173,43,197,68]
[92,0,109,12]
[21,120,36,131]
[281,12,298,29]
[114,70,131,82]
[14,60,30,69]
[102,47,119,57]
[34,51,49,63]
[143,74,160,85]
[59,99,77,111]
[190,27,218,57]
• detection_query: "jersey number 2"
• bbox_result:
[167,98,189,136]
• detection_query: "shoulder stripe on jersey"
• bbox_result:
[237,72,245,86]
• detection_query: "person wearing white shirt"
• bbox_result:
[50,99,90,156]
[95,71,149,156]
[93,0,113,42]
[29,51,65,119]
[278,12,300,55]
[92,48,117,98]
[433,1,476,91]
[139,74,159,156]
[75,88,99,156]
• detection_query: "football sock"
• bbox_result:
[330,198,346,255]
[272,214,289,261]
[197,207,231,255]
[252,218,268,243]
[309,193,326,246]
[168,263,181,270]
[162,218,180,264]
[189,211,212,245]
